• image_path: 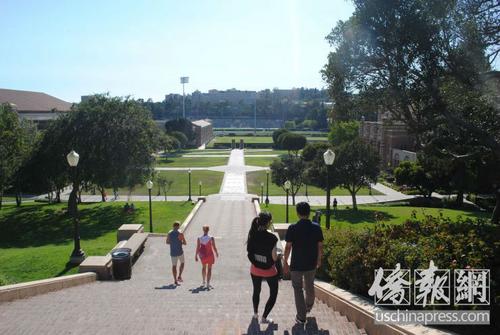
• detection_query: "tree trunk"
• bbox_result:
[15,191,21,207]
[99,187,106,202]
[455,190,464,207]
[351,191,358,211]
[0,189,3,210]
[55,190,61,203]
[77,190,82,204]
[492,190,500,225]
[292,193,296,206]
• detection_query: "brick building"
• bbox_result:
[359,112,416,167]
[191,119,214,148]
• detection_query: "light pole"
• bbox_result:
[188,169,192,201]
[284,180,291,224]
[323,149,336,230]
[146,180,153,233]
[180,76,189,118]
[254,91,257,135]
[260,182,264,203]
[265,170,270,207]
[199,181,202,197]
[67,150,85,264]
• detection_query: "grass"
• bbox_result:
[0,201,193,285]
[155,156,228,167]
[245,156,281,167]
[306,137,328,142]
[84,170,224,196]
[263,204,491,228]
[246,170,382,196]
[210,136,274,144]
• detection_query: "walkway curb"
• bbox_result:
[179,199,205,234]
[314,281,454,335]
[0,273,96,303]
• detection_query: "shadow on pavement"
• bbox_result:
[189,285,209,293]
[243,317,277,335]
[283,317,330,335]
[154,284,177,290]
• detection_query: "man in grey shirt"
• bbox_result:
[166,221,186,285]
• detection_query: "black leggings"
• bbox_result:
[251,274,279,318]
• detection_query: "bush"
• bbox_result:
[278,132,307,153]
[321,215,500,299]
[0,273,11,286]
[170,131,188,148]
[272,128,289,148]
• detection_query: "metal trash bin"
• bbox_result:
[111,248,132,280]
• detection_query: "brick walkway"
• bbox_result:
[0,150,363,334]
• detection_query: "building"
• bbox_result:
[191,89,257,105]
[0,88,72,127]
[359,111,416,167]
[191,119,214,148]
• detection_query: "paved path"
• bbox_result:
[0,195,361,334]
[220,149,247,194]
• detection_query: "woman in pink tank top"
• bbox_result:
[195,225,219,289]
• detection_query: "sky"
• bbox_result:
[0,0,354,102]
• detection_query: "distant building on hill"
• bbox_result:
[191,89,257,105]
[0,88,72,127]
[359,111,416,168]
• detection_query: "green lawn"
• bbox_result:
[263,204,490,228]
[247,170,382,196]
[306,137,329,142]
[211,136,274,144]
[155,156,228,167]
[245,156,281,167]
[84,170,224,196]
[244,149,289,155]
[0,201,193,285]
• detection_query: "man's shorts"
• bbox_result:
[171,254,185,265]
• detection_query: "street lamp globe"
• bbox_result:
[188,168,191,174]
[323,149,336,166]
[66,150,80,167]
[199,181,202,186]
[284,180,291,190]
[146,180,153,190]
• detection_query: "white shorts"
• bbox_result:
[171,254,185,265]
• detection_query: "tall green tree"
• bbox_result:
[329,121,359,146]
[270,155,306,205]
[332,139,380,210]
[0,104,37,209]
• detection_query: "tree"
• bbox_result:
[323,0,500,221]
[272,128,289,148]
[170,131,188,149]
[164,118,195,143]
[332,139,380,210]
[278,132,307,155]
[159,133,180,153]
[270,155,306,205]
[156,174,173,201]
[0,104,37,209]
[329,121,359,146]
[301,142,331,162]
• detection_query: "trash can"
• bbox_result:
[111,248,132,280]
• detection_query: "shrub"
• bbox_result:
[272,128,289,148]
[0,273,11,286]
[278,132,307,154]
[321,216,500,299]
[170,131,188,148]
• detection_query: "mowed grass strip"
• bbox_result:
[0,201,193,284]
[262,204,490,228]
[84,171,224,196]
[246,170,381,196]
[156,156,228,167]
[211,136,274,144]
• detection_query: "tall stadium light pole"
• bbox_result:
[323,149,336,230]
[146,180,154,233]
[254,91,257,135]
[180,76,189,118]
[67,150,85,264]
[265,170,270,207]
[188,168,192,201]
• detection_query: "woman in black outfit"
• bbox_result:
[247,211,279,324]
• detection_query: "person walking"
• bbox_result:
[332,198,338,215]
[195,225,219,289]
[166,221,186,285]
[246,212,279,324]
[283,202,324,325]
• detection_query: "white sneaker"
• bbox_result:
[261,317,273,324]
[252,314,259,319]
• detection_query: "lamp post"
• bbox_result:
[323,149,336,230]
[67,150,85,264]
[265,170,270,207]
[284,180,291,224]
[260,182,264,203]
[199,181,202,197]
[146,180,153,233]
[188,169,192,201]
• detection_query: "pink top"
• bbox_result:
[250,264,278,277]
